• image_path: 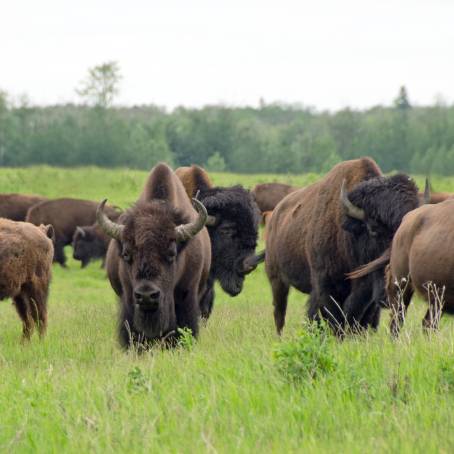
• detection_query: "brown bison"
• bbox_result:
[99,163,211,348]
[251,182,298,213]
[26,198,119,268]
[265,157,421,335]
[0,193,47,221]
[0,219,54,341]
[349,199,454,336]
[72,209,122,268]
[175,165,262,319]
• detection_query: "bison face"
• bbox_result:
[120,231,179,340]
[341,174,420,259]
[72,226,107,268]
[203,187,261,296]
[97,198,207,340]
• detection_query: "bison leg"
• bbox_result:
[118,303,136,349]
[343,280,374,333]
[361,303,381,330]
[175,291,200,338]
[199,285,215,321]
[27,287,49,338]
[54,240,67,268]
[270,278,289,335]
[309,277,346,335]
[13,295,34,341]
[388,277,413,338]
[422,294,444,334]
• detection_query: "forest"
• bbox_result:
[1,84,454,175]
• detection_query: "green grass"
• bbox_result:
[1,166,454,453]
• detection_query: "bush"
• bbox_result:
[273,323,336,384]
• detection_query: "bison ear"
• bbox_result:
[44,224,55,242]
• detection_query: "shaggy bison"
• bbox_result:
[0,193,47,221]
[251,182,298,213]
[349,199,454,336]
[72,209,122,268]
[0,219,54,341]
[26,198,119,268]
[99,163,211,348]
[265,157,420,335]
[175,165,262,318]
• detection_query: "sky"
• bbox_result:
[1,0,453,111]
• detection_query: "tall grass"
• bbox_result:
[0,167,453,452]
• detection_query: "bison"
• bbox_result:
[348,199,454,336]
[0,193,47,221]
[265,157,421,336]
[0,219,54,341]
[72,209,122,268]
[26,198,119,268]
[251,182,298,213]
[175,165,262,319]
[99,163,211,349]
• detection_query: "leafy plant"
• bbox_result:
[273,322,336,384]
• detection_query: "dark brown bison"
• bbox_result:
[99,163,211,348]
[0,193,47,221]
[251,182,298,213]
[26,198,119,268]
[265,157,421,335]
[175,165,262,319]
[349,199,454,336]
[72,209,122,268]
[0,219,54,341]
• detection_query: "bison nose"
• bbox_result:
[134,288,160,310]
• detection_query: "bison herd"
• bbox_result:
[1,157,454,348]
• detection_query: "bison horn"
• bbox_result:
[242,250,266,274]
[423,177,431,204]
[340,179,365,221]
[96,199,124,241]
[76,226,86,238]
[175,198,208,242]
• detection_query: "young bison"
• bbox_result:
[0,219,54,341]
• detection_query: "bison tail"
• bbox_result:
[346,248,391,280]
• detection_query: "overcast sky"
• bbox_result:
[2,0,453,110]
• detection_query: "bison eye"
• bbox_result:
[121,251,132,264]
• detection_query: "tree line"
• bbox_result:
[1,86,453,175]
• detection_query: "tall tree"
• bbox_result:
[394,85,411,111]
[76,61,122,108]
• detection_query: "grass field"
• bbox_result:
[1,166,454,453]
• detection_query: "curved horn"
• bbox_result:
[340,179,365,221]
[423,177,431,204]
[76,226,86,238]
[96,199,124,241]
[242,250,266,275]
[175,198,208,242]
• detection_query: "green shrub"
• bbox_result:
[273,323,337,384]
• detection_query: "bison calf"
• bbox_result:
[0,219,54,341]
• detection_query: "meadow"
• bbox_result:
[1,166,454,453]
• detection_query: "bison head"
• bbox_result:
[72,225,107,268]
[201,186,261,296]
[97,198,207,339]
[341,174,419,254]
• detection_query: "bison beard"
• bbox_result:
[265,158,420,336]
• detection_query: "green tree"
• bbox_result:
[76,61,122,108]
